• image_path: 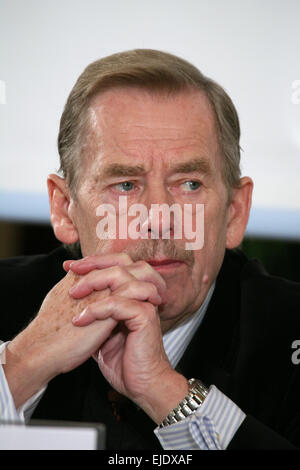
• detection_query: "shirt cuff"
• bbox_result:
[0,341,47,423]
[154,385,246,450]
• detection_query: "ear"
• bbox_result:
[226,176,253,249]
[47,174,79,244]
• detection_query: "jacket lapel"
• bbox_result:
[176,249,248,395]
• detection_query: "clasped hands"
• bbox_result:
[62,253,186,422]
[5,252,188,422]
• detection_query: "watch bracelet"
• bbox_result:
[159,378,209,428]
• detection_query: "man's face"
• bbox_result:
[67,87,233,329]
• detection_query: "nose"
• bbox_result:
[141,183,178,240]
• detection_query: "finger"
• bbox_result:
[99,330,126,362]
[114,280,162,306]
[68,259,167,301]
[69,261,167,300]
[63,260,76,272]
[126,261,167,301]
[92,324,123,362]
[66,253,133,275]
[66,256,167,301]
[69,265,134,298]
[72,295,157,330]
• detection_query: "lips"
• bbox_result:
[147,259,183,266]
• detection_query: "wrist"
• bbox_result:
[3,337,56,409]
[159,378,209,427]
[137,370,189,424]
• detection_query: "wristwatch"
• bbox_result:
[159,378,209,428]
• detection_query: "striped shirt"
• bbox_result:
[154,281,246,449]
[0,283,245,449]
[0,341,46,423]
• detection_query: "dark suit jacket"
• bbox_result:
[1,246,300,449]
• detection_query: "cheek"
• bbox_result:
[76,210,96,239]
[204,196,228,238]
[71,203,101,256]
[193,202,228,271]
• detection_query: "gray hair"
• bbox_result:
[58,49,241,197]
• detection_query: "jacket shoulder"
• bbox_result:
[224,248,300,325]
[0,245,72,340]
[240,251,300,307]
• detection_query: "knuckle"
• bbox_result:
[130,278,144,288]
[120,253,132,264]
[147,282,158,295]
[131,280,156,295]
[144,262,158,276]
[111,265,124,277]
[111,265,133,282]
[135,260,148,269]
[106,295,117,309]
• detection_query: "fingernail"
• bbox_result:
[72,309,85,323]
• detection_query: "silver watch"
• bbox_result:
[159,378,209,428]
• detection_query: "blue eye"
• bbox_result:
[181,181,201,191]
[115,181,135,192]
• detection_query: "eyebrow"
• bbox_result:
[102,163,145,178]
[169,158,212,176]
[100,158,212,179]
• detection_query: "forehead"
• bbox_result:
[84,87,221,173]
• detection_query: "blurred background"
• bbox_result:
[1,0,300,280]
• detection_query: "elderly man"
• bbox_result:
[1,49,299,450]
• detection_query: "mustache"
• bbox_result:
[123,239,195,266]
